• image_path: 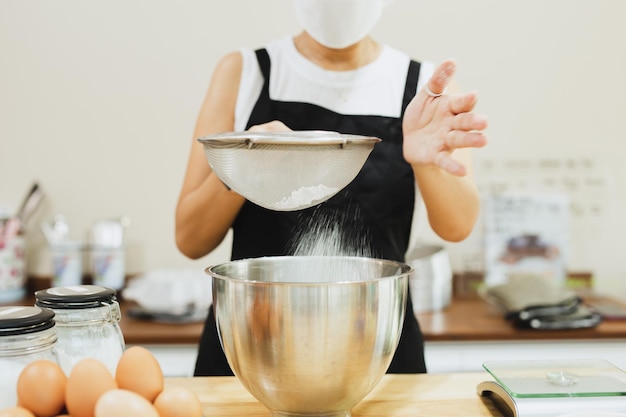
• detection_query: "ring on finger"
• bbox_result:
[424,84,446,98]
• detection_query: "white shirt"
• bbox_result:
[234,36,434,131]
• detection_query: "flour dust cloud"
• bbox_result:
[286,207,379,282]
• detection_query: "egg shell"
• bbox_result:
[0,407,35,417]
[115,346,164,402]
[94,389,159,417]
[65,358,118,417]
[153,387,203,417]
[16,360,66,417]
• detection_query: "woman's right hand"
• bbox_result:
[402,60,488,177]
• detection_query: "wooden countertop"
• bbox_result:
[165,372,503,417]
[118,295,626,345]
[118,301,204,345]
[6,292,626,345]
[0,293,205,345]
[415,295,626,342]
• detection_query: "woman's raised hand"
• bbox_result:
[402,59,488,176]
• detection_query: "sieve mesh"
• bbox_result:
[198,131,380,211]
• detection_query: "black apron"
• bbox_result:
[194,48,427,376]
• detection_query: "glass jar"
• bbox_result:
[0,233,27,303]
[35,285,125,375]
[0,305,58,408]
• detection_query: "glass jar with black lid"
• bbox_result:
[35,285,125,375]
[0,305,58,408]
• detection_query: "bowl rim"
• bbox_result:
[205,255,413,286]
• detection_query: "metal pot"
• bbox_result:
[406,245,453,313]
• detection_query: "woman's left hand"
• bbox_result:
[402,59,488,176]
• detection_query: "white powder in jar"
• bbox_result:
[274,185,339,210]
[0,358,24,408]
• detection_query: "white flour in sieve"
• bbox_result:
[287,208,378,282]
[274,184,339,210]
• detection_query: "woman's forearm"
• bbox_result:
[175,173,244,259]
[413,164,480,242]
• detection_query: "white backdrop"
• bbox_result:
[1,1,625,296]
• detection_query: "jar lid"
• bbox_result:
[0,306,56,336]
[35,285,118,309]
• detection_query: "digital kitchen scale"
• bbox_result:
[477,359,626,417]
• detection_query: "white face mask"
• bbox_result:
[293,0,388,49]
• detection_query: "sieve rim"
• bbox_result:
[197,130,381,147]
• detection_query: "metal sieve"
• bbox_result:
[197,131,381,211]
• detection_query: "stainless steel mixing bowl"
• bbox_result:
[206,256,411,417]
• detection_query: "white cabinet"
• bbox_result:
[424,339,626,373]
[136,344,198,377]
[137,338,626,377]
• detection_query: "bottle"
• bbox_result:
[0,230,27,303]
[34,285,125,375]
[0,305,58,408]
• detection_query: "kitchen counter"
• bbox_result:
[118,301,204,345]
[119,295,626,374]
[165,372,503,417]
[0,292,205,345]
[11,280,626,345]
[417,295,626,373]
[117,294,626,345]
[7,291,626,375]
[417,295,626,342]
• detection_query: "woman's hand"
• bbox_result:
[248,120,292,132]
[402,60,488,176]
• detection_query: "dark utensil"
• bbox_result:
[16,182,44,225]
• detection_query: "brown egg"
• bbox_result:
[94,389,159,417]
[153,387,203,417]
[0,407,35,417]
[115,346,163,402]
[65,358,118,417]
[16,360,66,417]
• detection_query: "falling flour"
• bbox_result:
[274,185,339,210]
[286,208,378,282]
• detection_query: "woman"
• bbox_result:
[176,0,488,376]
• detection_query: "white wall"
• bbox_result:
[1,1,625,296]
